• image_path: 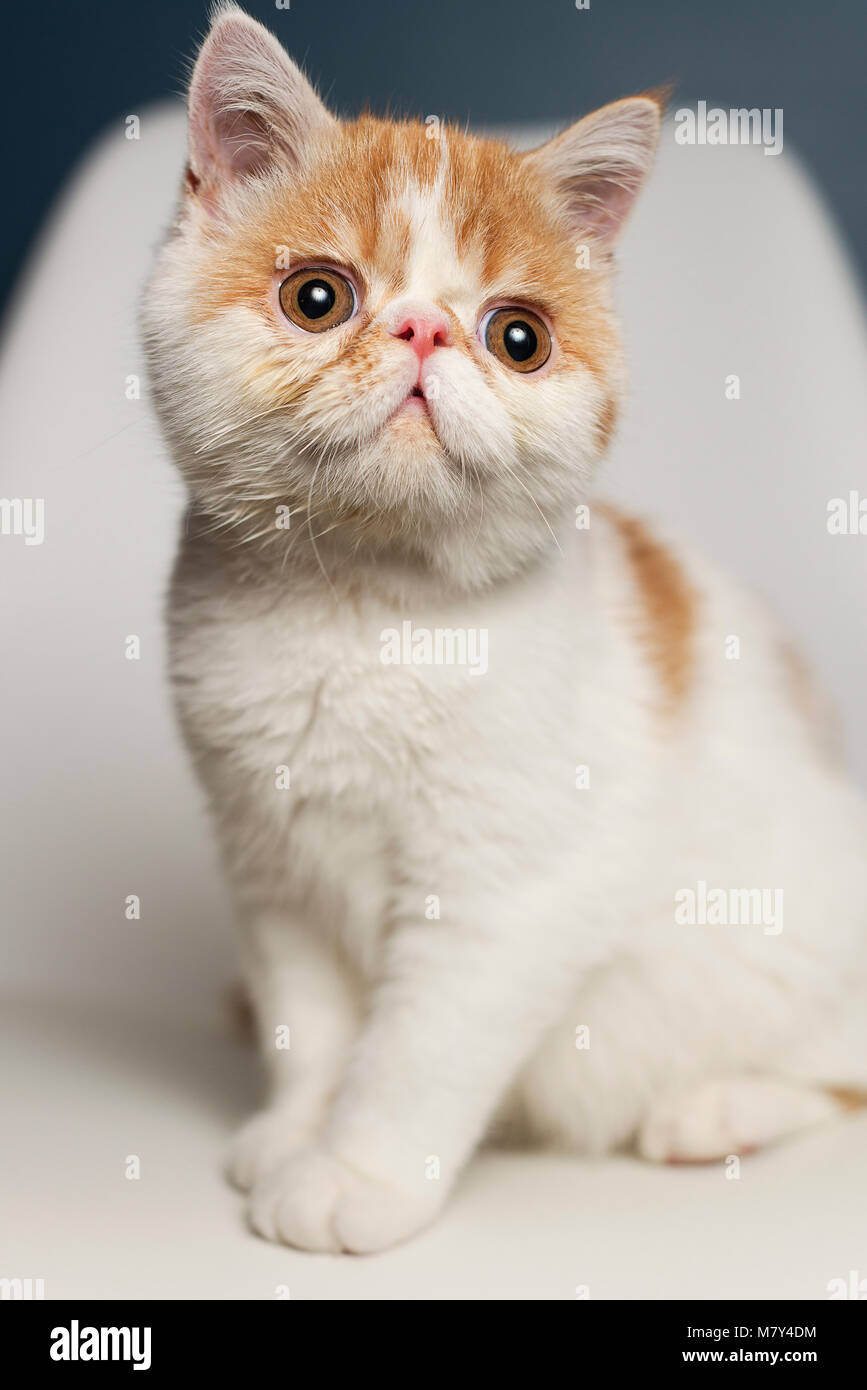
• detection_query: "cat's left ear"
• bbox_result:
[523,90,667,246]
[186,4,337,204]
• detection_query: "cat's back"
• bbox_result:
[590,499,840,775]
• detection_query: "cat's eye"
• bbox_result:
[278,268,357,333]
[481,307,551,373]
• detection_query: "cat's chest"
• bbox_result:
[174,580,539,800]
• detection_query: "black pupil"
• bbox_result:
[297,278,335,319]
[504,319,537,361]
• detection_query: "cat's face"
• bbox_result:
[144,5,661,587]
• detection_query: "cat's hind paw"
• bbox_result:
[637,1075,843,1163]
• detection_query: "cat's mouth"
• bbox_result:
[394,385,430,419]
[381,379,449,454]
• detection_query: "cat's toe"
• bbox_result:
[248,1149,345,1251]
[228,1107,315,1191]
[247,1148,441,1254]
[331,1171,440,1254]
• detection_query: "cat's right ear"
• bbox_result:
[185,3,337,208]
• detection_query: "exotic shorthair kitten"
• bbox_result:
[143,4,867,1253]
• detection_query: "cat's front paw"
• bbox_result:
[247,1146,443,1254]
[229,1107,317,1191]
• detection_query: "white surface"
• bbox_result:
[1,104,866,1299]
[3,997,866,1300]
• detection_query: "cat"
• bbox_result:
[142,3,867,1253]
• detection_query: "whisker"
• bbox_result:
[497,458,564,558]
[305,457,340,604]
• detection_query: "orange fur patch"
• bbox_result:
[187,116,619,383]
[827,1085,867,1112]
[602,504,696,712]
[596,396,619,451]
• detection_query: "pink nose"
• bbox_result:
[390,311,452,361]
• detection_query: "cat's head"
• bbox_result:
[144,3,662,588]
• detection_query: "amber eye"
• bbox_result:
[482,307,551,372]
[278,269,356,332]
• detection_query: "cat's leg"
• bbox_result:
[247,879,595,1253]
[229,909,360,1190]
[637,1075,860,1163]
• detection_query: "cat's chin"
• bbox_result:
[345,420,463,527]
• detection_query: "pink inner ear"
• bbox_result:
[571,175,642,241]
[209,107,273,179]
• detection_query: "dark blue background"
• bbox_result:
[4,0,864,312]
